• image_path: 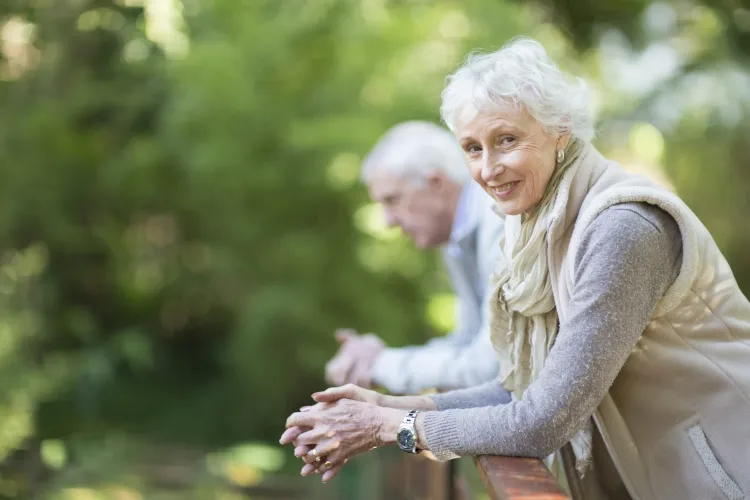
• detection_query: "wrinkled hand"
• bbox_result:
[324,329,385,387]
[280,404,349,482]
[279,386,382,481]
[283,399,386,483]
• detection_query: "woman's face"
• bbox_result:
[456,107,566,215]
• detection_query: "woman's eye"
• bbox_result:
[465,144,482,155]
[499,136,516,146]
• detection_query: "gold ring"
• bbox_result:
[324,461,333,470]
[311,449,321,463]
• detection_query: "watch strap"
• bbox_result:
[400,409,421,454]
[404,409,419,426]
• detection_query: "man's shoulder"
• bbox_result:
[442,182,504,272]
[474,191,504,249]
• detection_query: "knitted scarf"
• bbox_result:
[488,137,592,475]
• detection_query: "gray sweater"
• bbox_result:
[423,202,683,460]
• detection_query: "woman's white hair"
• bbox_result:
[360,121,471,184]
[441,37,595,142]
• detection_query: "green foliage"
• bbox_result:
[0,0,528,455]
[0,246,73,463]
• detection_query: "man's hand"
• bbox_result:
[324,329,385,387]
[324,329,360,386]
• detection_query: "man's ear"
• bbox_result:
[425,169,448,191]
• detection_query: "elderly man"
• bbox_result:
[325,121,504,395]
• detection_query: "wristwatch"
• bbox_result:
[397,410,421,454]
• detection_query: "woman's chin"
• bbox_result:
[494,200,526,216]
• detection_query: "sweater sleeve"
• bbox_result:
[430,379,512,410]
[421,203,683,460]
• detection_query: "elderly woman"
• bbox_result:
[281,38,750,499]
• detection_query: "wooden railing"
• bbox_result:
[407,389,571,500]
[393,452,569,500]
[474,455,570,500]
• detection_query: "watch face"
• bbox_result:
[397,428,415,450]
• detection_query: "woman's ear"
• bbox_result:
[557,132,572,150]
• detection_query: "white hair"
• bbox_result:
[440,37,595,142]
[360,121,471,184]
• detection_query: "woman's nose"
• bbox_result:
[480,153,504,183]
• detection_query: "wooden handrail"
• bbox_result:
[475,455,570,500]
[418,389,569,499]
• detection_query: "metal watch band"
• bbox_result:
[398,409,421,454]
[404,409,419,426]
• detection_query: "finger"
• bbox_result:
[295,429,325,447]
[311,436,344,464]
[301,450,319,465]
[300,402,332,415]
[294,444,312,458]
[335,329,357,344]
[300,462,317,477]
[300,435,341,466]
[302,447,328,466]
[282,425,310,444]
[322,458,348,483]
[300,445,327,465]
[312,384,357,403]
[280,425,306,445]
[286,411,316,428]
[318,442,344,468]
[287,404,336,430]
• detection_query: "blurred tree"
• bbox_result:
[0,0,525,451]
[536,0,750,291]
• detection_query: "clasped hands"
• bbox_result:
[279,384,403,483]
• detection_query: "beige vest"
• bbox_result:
[541,144,750,499]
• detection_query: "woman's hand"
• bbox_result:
[280,404,346,481]
[284,399,404,482]
[312,384,382,406]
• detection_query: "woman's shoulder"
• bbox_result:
[594,202,681,239]
[579,201,683,273]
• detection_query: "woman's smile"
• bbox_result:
[490,180,520,199]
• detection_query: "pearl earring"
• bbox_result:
[556,149,565,164]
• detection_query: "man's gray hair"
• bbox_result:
[360,121,471,184]
[440,37,595,141]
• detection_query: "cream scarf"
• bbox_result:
[488,138,592,476]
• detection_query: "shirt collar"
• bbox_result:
[449,182,481,245]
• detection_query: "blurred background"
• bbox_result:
[0,0,748,498]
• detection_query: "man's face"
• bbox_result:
[366,171,454,249]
